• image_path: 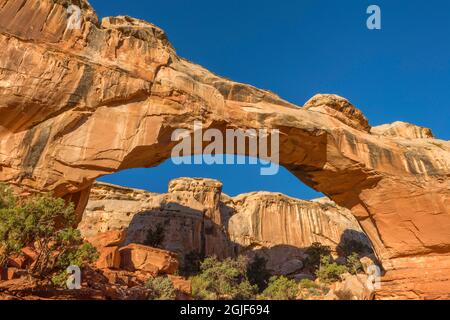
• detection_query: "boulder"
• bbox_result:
[360,254,379,274]
[119,244,179,275]
[86,230,126,249]
[96,246,121,270]
[20,247,38,268]
[279,259,304,276]
[325,274,374,300]
[0,268,20,281]
[7,255,27,269]
[304,94,371,132]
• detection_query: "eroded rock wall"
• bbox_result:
[228,193,370,251]
[79,179,236,260]
[0,0,449,298]
[79,178,373,276]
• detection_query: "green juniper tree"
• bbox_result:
[191,256,257,300]
[0,184,98,285]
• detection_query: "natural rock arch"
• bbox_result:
[0,0,449,299]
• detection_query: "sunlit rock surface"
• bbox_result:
[79,179,373,276]
[0,0,449,298]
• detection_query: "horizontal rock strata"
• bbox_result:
[79,179,373,276]
[0,0,449,298]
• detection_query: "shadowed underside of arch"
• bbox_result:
[0,0,449,299]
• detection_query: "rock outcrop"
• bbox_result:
[304,94,371,132]
[0,0,449,298]
[119,244,179,274]
[371,122,435,139]
[325,273,375,300]
[79,179,235,260]
[79,179,373,276]
[86,230,125,269]
[228,193,370,250]
[1,229,190,300]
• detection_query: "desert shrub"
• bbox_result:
[0,185,28,266]
[144,223,165,248]
[51,271,70,288]
[334,289,355,300]
[315,256,348,283]
[12,193,77,274]
[299,279,319,289]
[0,191,73,270]
[247,255,271,292]
[146,276,177,300]
[191,256,257,300]
[51,229,98,287]
[262,276,299,300]
[298,279,329,300]
[0,185,98,278]
[304,243,332,272]
[0,184,15,209]
[180,250,205,277]
[55,242,98,271]
[346,252,363,275]
[0,205,23,267]
[50,228,98,286]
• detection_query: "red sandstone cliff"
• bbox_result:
[0,0,449,299]
[79,179,374,278]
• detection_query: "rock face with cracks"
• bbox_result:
[0,0,449,299]
[79,179,373,276]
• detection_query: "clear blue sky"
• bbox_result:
[92,0,450,199]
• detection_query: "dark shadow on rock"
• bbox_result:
[337,229,384,274]
[126,202,239,270]
[123,203,381,279]
[337,229,374,256]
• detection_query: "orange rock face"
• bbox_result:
[79,179,373,276]
[20,247,38,268]
[80,179,235,259]
[86,230,126,249]
[0,0,449,299]
[7,255,27,269]
[96,246,121,270]
[86,230,125,269]
[168,275,192,300]
[0,268,20,281]
[119,244,179,275]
